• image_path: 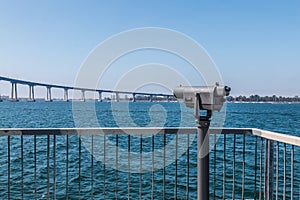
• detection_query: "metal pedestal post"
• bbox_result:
[197,115,211,200]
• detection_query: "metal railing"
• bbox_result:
[0,128,299,199]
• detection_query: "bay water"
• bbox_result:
[0,102,299,199]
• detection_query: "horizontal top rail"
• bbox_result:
[0,127,299,146]
[252,128,300,147]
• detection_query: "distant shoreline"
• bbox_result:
[226,95,300,103]
[227,101,300,104]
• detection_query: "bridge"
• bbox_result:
[0,76,174,102]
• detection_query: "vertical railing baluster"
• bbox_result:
[214,132,216,200]
[140,134,142,200]
[78,136,81,199]
[242,134,245,199]
[186,133,190,200]
[232,134,236,200]
[116,134,118,200]
[8,136,10,200]
[34,135,37,200]
[151,135,154,200]
[5,128,298,200]
[276,141,279,200]
[104,133,106,200]
[291,145,294,199]
[223,133,226,200]
[53,135,56,200]
[47,135,50,200]
[21,135,24,200]
[264,139,269,200]
[283,143,286,200]
[259,138,263,200]
[175,133,178,199]
[264,139,274,200]
[91,135,94,200]
[163,133,166,199]
[66,135,69,200]
[254,136,257,199]
[128,134,130,200]
[264,139,269,199]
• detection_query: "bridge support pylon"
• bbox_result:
[150,95,153,102]
[45,87,52,102]
[27,85,35,102]
[81,90,86,102]
[10,82,19,102]
[116,92,120,102]
[98,91,102,102]
[167,96,171,102]
[64,89,69,102]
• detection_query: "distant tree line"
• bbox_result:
[227,95,300,102]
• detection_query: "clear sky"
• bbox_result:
[0,0,299,97]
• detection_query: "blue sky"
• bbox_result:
[0,1,299,97]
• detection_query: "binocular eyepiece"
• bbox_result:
[173,84,231,111]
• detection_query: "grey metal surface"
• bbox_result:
[186,134,190,200]
[223,133,226,200]
[1,127,299,147]
[21,136,24,200]
[163,133,166,200]
[276,142,279,200]
[259,138,263,200]
[53,135,57,200]
[291,145,294,200]
[197,120,210,200]
[91,135,94,200]
[254,136,258,199]
[232,134,236,199]
[214,133,217,200]
[103,134,106,200]
[127,134,130,200]
[151,135,154,200]
[139,135,142,200]
[283,143,286,200]
[34,136,37,200]
[47,135,50,199]
[242,134,245,199]
[264,139,274,200]
[78,136,81,200]
[115,135,118,200]
[66,135,69,200]
[8,136,10,200]
[175,133,178,200]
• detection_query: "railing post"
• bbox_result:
[264,139,274,200]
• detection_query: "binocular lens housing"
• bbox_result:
[173,85,231,111]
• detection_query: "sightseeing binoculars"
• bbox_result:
[173,84,231,112]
